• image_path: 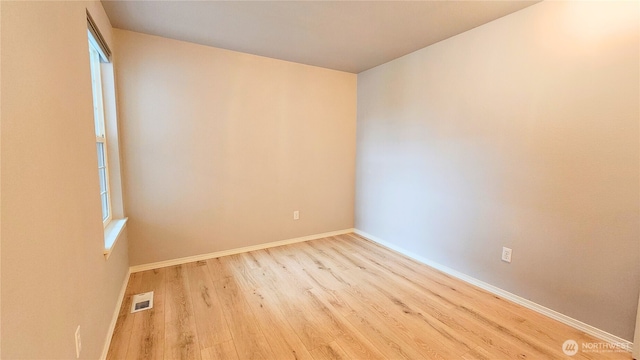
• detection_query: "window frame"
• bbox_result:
[88,31,113,227]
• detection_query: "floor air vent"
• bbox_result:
[131,291,154,313]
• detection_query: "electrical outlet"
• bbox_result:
[293,211,299,220]
[501,247,512,263]
[75,325,82,358]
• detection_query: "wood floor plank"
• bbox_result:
[218,254,260,291]
[205,257,234,281]
[108,234,632,360]
[200,340,239,360]
[344,282,471,359]
[277,246,384,356]
[451,302,564,359]
[330,235,460,310]
[303,240,351,271]
[333,287,430,360]
[515,318,626,360]
[309,341,351,360]
[263,281,335,350]
[164,265,201,360]
[461,345,492,360]
[185,261,232,349]
[257,248,361,351]
[263,247,315,291]
[343,265,489,355]
[228,251,315,360]
[247,258,285,291]
[245,286,315,360]
[308,288,387,360]
[126,268,166,360]
[315,240,479,359]
[295,247,354,291]
[239,251,263,270]
[319,236,378,271]
[214,276,275,359]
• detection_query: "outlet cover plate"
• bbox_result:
[502,247,512,263]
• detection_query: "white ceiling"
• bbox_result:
[102,1,538,74]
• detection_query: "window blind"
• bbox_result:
[87,11,111,62]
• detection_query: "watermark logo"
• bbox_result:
[562,340,579,356]
[561,339,631,356]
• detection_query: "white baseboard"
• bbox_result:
[353,229,633,351]
[100,267,131,360]
[130,228,355,273]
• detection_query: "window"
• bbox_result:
[88,30,112,226]
[86,11,128,257]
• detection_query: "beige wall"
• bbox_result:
[356,1,639,340]
[1,1,129,358]
[114,30,356,266]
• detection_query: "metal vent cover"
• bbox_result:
[131,291,154,313]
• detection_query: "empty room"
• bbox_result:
[1,0,639,359]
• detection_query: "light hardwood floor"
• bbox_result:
[107,233,632,360]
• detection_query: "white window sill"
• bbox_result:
[104,217,128,260]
